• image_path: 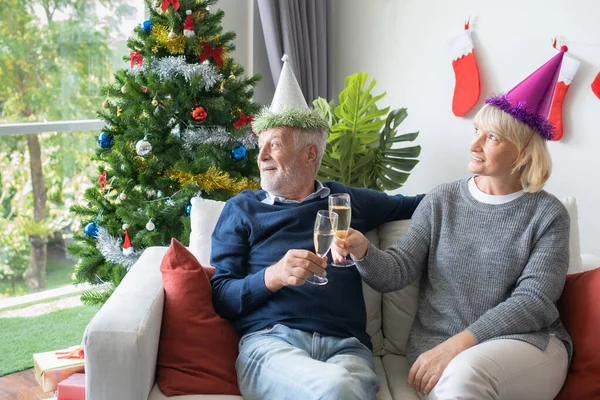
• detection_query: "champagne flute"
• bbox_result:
[328,193,355,267]
[306,210,338,285]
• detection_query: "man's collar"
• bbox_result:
[261,181,330,205]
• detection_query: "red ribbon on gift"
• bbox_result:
[56,347,85,360]
[233,111,254,130]
[130,51,143,69]
[98,171,107,194]
[199,43,223,68]
[161,0,180,12]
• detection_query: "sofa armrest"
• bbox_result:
[83,247,168,400]
[582,254,600,272]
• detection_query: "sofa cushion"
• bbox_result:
[157,239,241,396]
[555,267,600,400]
[560,197,584,274]
[373,356,393,400]
[364,229,384,356]
[189,197,226,266]
[381,354,420,400]
[148,358,393,400]
[149,383,243,400]
[377,220,419,356]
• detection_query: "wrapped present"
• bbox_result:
[33,346,85,392]
[57,373,86,400]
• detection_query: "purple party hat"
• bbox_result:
[486,46,568,140]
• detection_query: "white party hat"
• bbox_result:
[252,54,328,134]
[270,54,309,112]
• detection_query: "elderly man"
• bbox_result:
[211,55,424,400]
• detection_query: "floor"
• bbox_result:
[0,369,54,400]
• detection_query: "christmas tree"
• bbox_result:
[69,0,261,305]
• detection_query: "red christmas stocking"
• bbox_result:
[448,28,480,116]
[549,52,580,141]
[592,71,600,99]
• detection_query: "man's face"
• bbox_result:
[257,127,309,196]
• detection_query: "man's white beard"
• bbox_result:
[260,160,308,197]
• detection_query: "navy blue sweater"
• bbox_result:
[210,181,424,349]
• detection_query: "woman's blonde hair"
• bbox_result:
[473,104,552,193]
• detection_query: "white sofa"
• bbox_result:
[83,197,600,400]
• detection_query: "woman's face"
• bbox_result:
[468,126,520,178]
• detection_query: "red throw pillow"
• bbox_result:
[157,238,241,396]
[555,268,600,400]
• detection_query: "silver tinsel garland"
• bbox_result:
[96,227,141,270]
[180,125,258,151]
[152,57,222,90]
[128,56,222,91]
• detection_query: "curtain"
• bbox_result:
[257,0,332,104]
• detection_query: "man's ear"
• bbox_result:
[306,143,318,164]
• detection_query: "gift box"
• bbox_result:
[33,346,85,392]
[57,373,85,400]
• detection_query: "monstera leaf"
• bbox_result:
[314,72,420,191]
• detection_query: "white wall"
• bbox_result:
[217,0,274,105]
[331,0,600,256]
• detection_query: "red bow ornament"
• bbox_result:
[130,51,143,69]
[161,0,180,12]
[233,111,254,130]
[199,43,223,68]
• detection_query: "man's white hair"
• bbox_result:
[291,128,328,174]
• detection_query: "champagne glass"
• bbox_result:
[328,193,355,267]
[306,210,338,285]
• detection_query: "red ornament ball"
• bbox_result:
[191,105,208,122]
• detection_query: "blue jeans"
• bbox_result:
[236,324,379,400]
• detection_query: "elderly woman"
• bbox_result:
[333,48,573,400]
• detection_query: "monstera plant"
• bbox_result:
[313,72,420,191]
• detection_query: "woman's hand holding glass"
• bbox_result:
[331,228,370,262]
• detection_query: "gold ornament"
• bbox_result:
[152,45,159,53]
[152,97,159,106]
[121,85,127,94]
[219,81,225,93]
[102,99,109,109]
[168,167,261,194]
[192,10,207,21]
[135,157,148,171]
[168,31,176,39]
[151,25,186,54]
[117,107,122,116]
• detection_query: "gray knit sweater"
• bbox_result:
[356,178,573,366]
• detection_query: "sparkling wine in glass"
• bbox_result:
[328,193,355,267]
[306,210,338,285]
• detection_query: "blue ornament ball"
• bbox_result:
[83,221,99,237]
[142,20,152,33]
[186,204,193,216]
[230,143,247,162]
[98,132,113,149]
